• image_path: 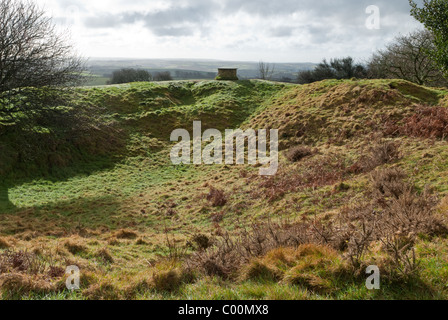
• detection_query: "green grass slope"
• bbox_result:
[0,79,448,300]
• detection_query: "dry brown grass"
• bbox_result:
[152,269,183,292]
[240,245,344,293]
[114,229,138,240]
[151,260,195,293]
[253,154,347,202]
[185,221,335,280]
[337,168,447,274]
[107,237,120,246]
[186,166,447,279]
[0,249,68,298]
[83,281,121,300]
[206,187,227,207]
[95,248,114,264]
[0,250,54,275]
[285,145,314,163]
[0,237,11,249]
[386,105,448,140]
[0,273,57,298]
[135,238,147,245]
[282,245,341,292]
[349,140,401,173]
[64,240,88,255]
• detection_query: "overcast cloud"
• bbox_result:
[36,0,424,62]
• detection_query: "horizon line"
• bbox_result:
[85,57,317,64]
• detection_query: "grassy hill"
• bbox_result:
[1,79,448,300]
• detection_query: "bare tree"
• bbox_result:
[368,30,446,86]
[0,0,85,119]
[258,61,275,80]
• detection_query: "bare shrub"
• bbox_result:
[350,140,400,173]
[339,169,446,275]
[371,167,408,199]
[185,220,335,279]
[336,205,378,269]
[0,250,63,278]
[384,105,448,140]
[190,167,446,279]
[164,229,187,262]
[206,187,227,207]
[188,234,212,251]
[186,232,241,279]
[401,106,448,139]
[255,155,347,202]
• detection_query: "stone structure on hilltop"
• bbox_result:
[216,68,238,80]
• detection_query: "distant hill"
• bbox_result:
[85,58,316,85]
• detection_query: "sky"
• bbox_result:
[36,0,425,63]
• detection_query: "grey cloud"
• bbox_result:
[269,26,294,38]
[80,0,425,53]
[151,26,196,37]
[84,0,220,37]
[84,13,118,29]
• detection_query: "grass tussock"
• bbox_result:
[0,250,66,299]
[64,240,88,255]
[83,281,121,300]
[228,244,346,294]
[285,145,315,163]
[151,260,195,293]
[95,248,114,264]
[114,229,138,240]
[0,273,57,299]
[0,238,11,249]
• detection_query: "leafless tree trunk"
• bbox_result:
[258,61,275,80]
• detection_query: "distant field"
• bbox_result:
[84,75,111,86]
[84,58,316,85]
